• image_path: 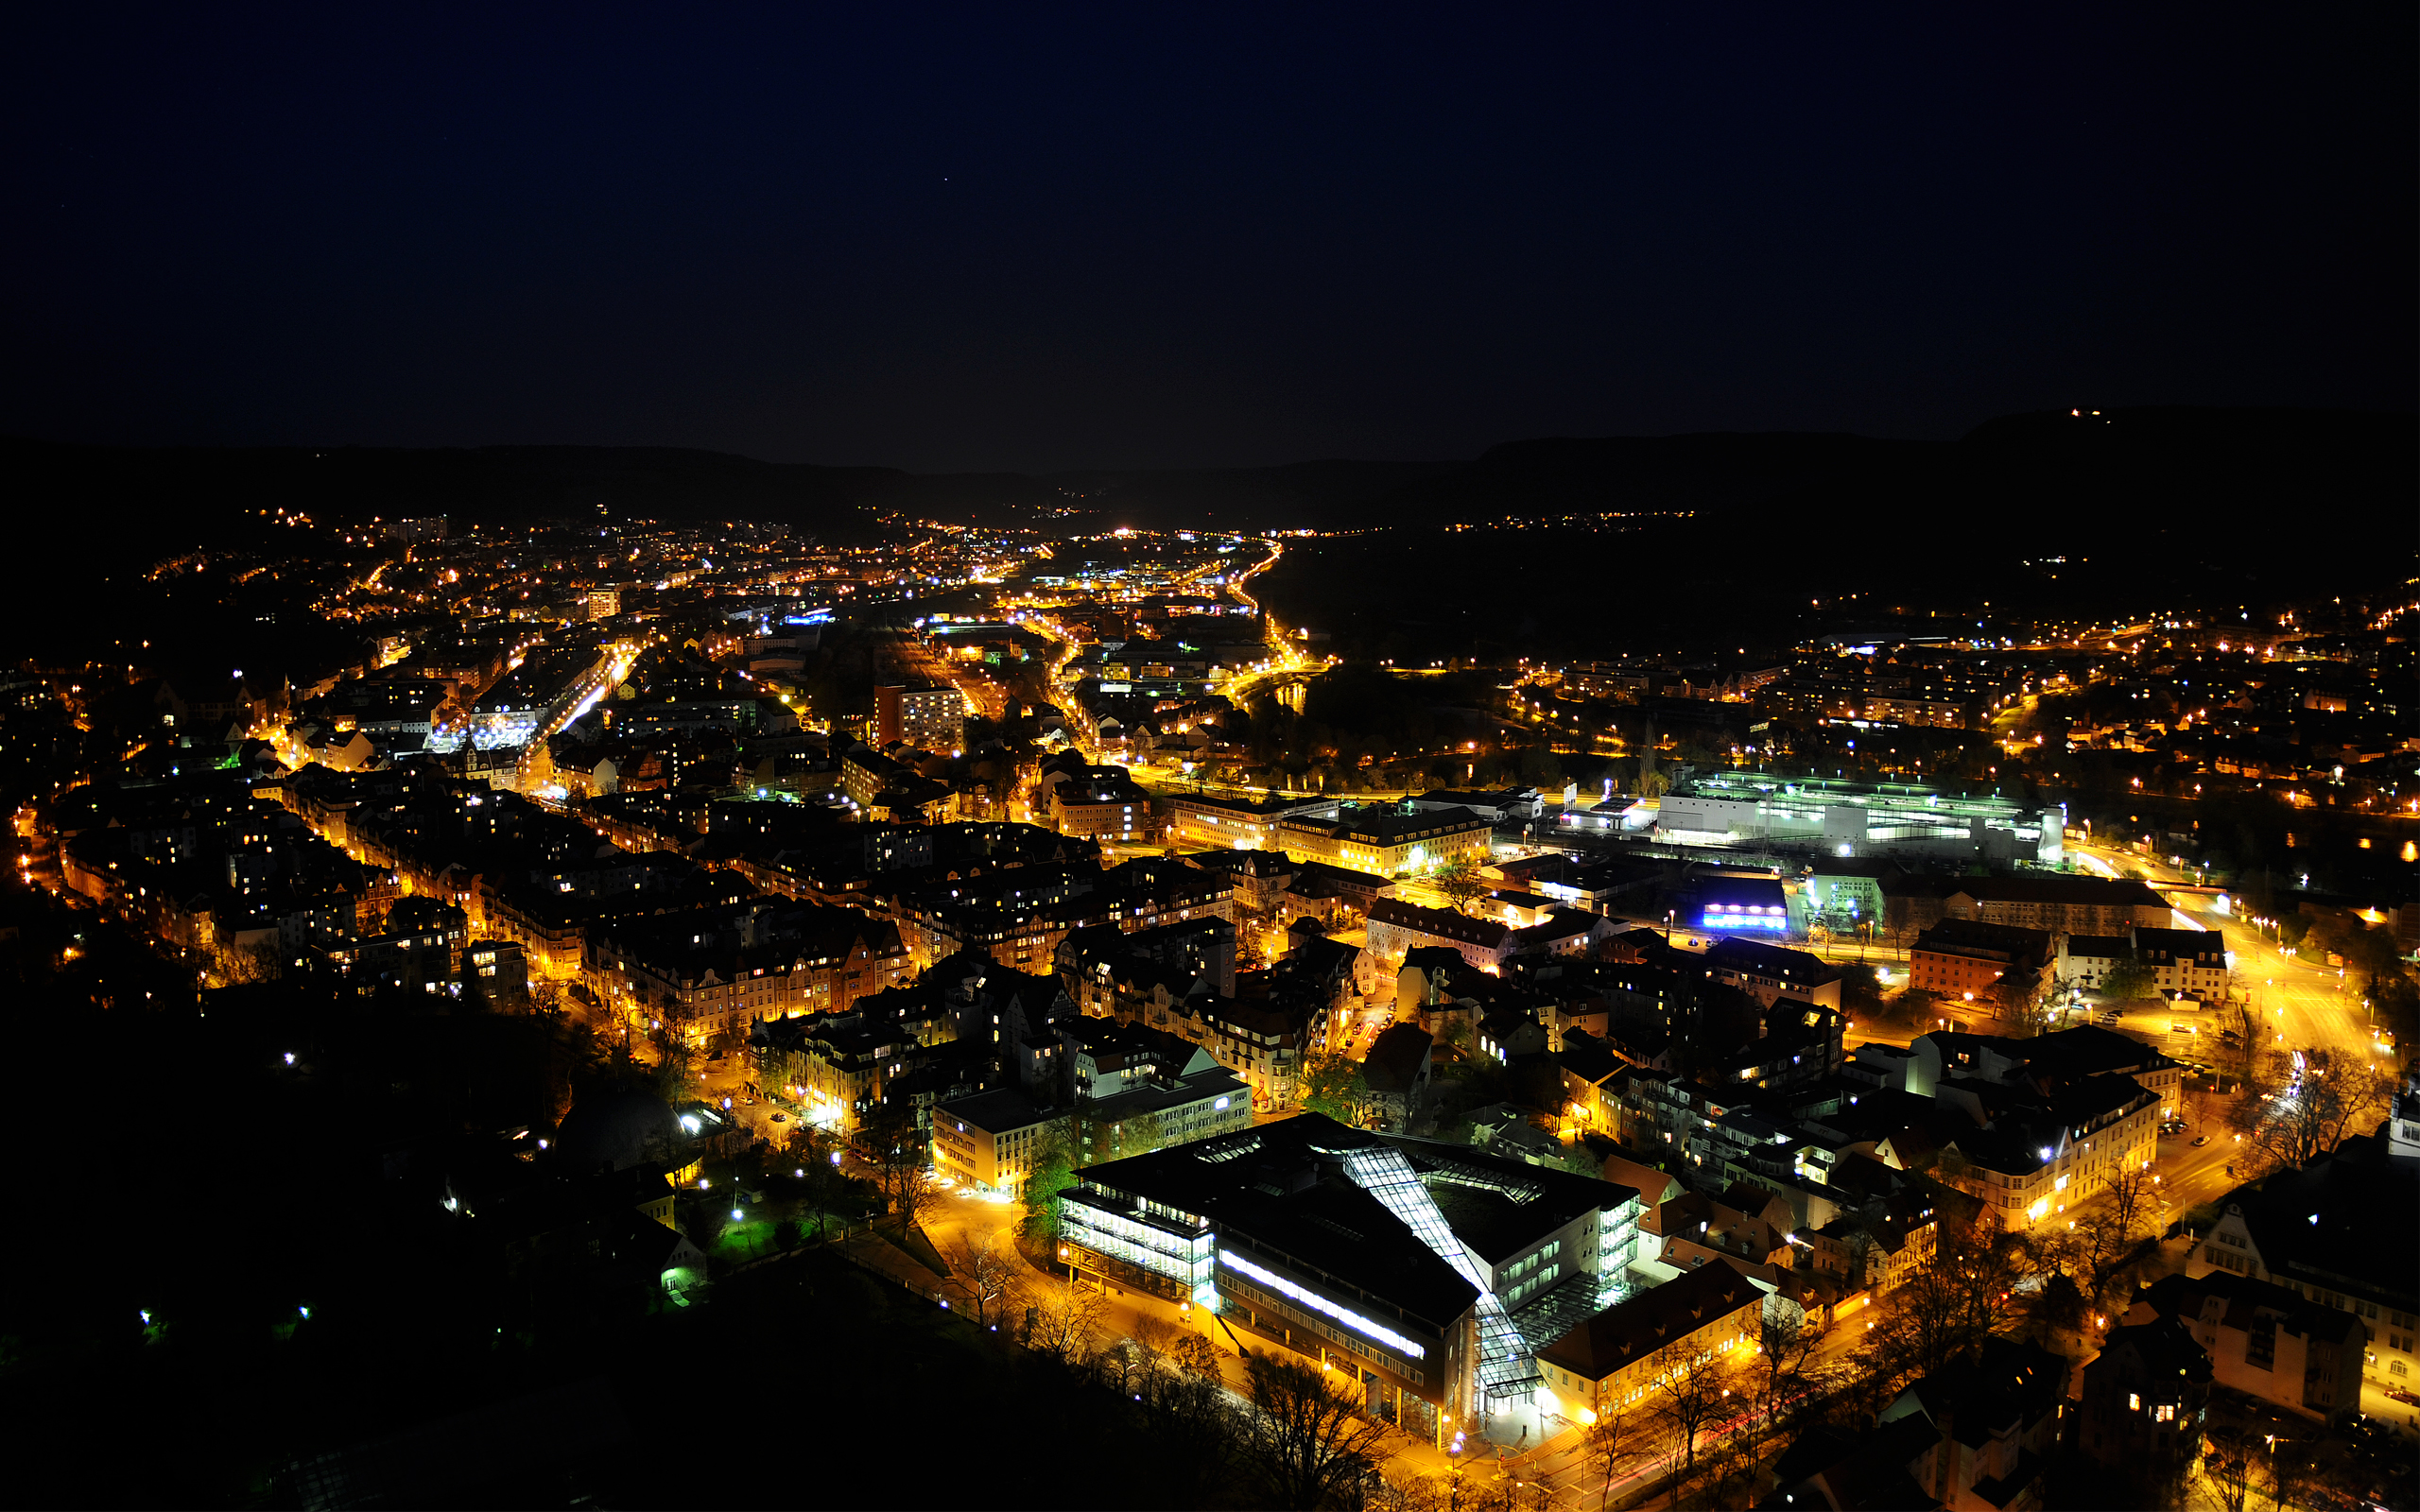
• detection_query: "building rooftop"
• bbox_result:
[1361,1023,1434,1096]
[1702,936,1841,986]
[1536,1263,1761,1383]
[1369,898,1512,950]
[936,1086,1056,1137]
[1891,872,2168,909]
[1072,1116,1482,1329]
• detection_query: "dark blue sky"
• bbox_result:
[5,5,2411,471]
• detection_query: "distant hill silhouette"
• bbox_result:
[9,404,2405,541]
[0,436,1068,549]
[1238,407,2415,661]
[3,406,2407,665]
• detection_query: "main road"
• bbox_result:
[2068,838,2390,1071]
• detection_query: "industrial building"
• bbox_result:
[1655,773,2064,865]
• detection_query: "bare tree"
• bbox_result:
[786,1126,850,1242]
[1238,1349,1394,1511]
[215,938,282,985]
[2263,1439,2316,1512]
[1582,1408,1641,1505]
[2216,1002,2261,1084]
[1678,1407,1761,1511]
[2071,1165,2159,1305]
[1170,1331,1225,1380]
[1136,1365,1246,1510]
[1100,1338,1150,1396]
[1025,1277,1109,1369]
[1995,971,2053,1037]
[944,1227,1018,1329]
[1854,1220,2024,1399]
[891,1160,944,1232]
[1754,1294,1821,1405]
[2227,1049,2394,1176]
[2194,1424,2257,1512]
[1835,1227,1877,1291]
[1644,1340,1741,1488]
[1131,1314,1181,1378]
[1369,1472,1449,1512]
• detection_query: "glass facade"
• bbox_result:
[1597,1203,1640,1308]
[1059,1185,1215,1295]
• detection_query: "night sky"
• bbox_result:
[6,5,2411,472]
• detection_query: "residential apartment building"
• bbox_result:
[1699,936,1843,1012]
[2129,926,2231,999]
[886,858,1236,974]
[2126,1270,2367,1424]
[875,683,965,751]
[2186,1134,2419,1401]
[1049,772,1159,843]
[1366,898,1513,972]
[582,901,912,1047]
[2076,1317,2214,1481]
[1883,1026,2177,1232]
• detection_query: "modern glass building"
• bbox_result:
[1056,1114,1642,1444]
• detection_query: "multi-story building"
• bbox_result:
[1533,1263,1762,1423]
[1897,1027,2170,1231]
[2187,1132,2419,1402]
[1907,914,2062,1005]
[1274,804,1492,878]
[1883,1339,2071,1512]
[1691,874,1790,935]
[931,1086,1061,1195]
[1766,1339,2067,1511]
[875,683,965,752]
[2129,926,2231,1000]
[582,901,913,1047]
[1056,1114,1643,1445]
[1656,773,2063,866]
[1049,772,1159,843]
[2057,925,2231,1000]
[838,743,904,810]
[1070,1053,1253,1167]
[1180,847,1298,913]
[1699,936,1842,1012]
[889,858,1235,975]
[2075,1316,2214,1480]
[1167,792,1332,851]
[1908,919,2055,1008]
[1366,898,1513,972]
[2125,1271,2366,1424]
[1882,872,2169,940]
